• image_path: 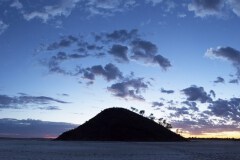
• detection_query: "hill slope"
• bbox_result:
[56,108,186,141]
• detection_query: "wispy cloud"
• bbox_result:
[0,21,9,35]
[0,94,69,109]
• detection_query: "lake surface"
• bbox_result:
[0,139,239,160]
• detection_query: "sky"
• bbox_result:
[0,0,240,138]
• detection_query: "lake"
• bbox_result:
[0,139,239,160]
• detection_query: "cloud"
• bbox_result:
[107,78,148,100]
[47,35,78,50]
[0,20,9,35]
[214,76,225,83]
[229,79,239,84]
[81,63,123,81]
[131,39,171,70]
[0,118,77,138]
[38,106,61,110]
[188,0,224,17]
[108,44,129,62]
[40,29,172,77]
[145,0,163,6]
[168,106,190,117]
[22,0,80,22]
[205,46,240,79]
[181,85,212,103]
[0,94,69,109]
[181,101,199,112]
[85,0,137,16]
[208,98,240,121]
[10,0,23,9]
[104,29,139,42]
[152,101,164,107]
[209,90,216,98]
[161,88,174,94]
[228,0,240,17]
[171,116,240,135]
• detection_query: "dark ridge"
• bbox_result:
[56,107,186,142]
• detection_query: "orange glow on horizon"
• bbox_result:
[181,131,240,139]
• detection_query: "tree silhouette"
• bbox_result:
[139,110,145,116]
[149,113,155,121]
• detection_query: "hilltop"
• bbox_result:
[56,107,186,141]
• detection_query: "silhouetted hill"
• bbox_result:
[56,108,186,141]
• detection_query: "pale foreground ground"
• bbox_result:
[0,139,240,160]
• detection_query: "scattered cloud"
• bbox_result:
[108,44,129,62]
[209,98,240,121]
[161,88,174,94]
[228,0,240,17]
[131,39,171,70]
[181,85,212,103]
[152,101,164,107]
[10,0,23,9]
[0,20,9,35]
[81,63,123,81]
[181,101,199,112]
[145,0,163,6]
[188,0,225,17]
[214,76,225,83]
[0,118,77,138]
[103,29,139,42]
[108,78,148,101]
[22,0,80,22]
[229,79,239,84]
[0,94,69,109]
[206,46,240,79]
[85,0,137,16]
[47,35,78,50]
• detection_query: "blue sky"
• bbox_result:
[0,0,240,138]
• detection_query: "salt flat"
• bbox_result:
[0,139,239,160]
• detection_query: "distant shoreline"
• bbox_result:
[0,137,239,142]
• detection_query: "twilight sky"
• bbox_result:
[0,0,240,138]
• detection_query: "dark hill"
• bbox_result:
[56,107,186,141]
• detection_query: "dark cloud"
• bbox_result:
[105,29,139,42]
[0,94,69,109]
[181,85,212,103]
[131,39,157,58]
[161,88,174,94]
[209,90,216,98]
[208,98,240,121]
[214,76,225,83]
[152,101,164,107]
[0,118,77,138]
[131,39,171,70]
[107,78,148,100]
[188,0,224,17]
[82,63,123,81]
[229,79,239,84]
[181,101,199,112]
[47,36,78,50]
[108,44,129,62]
[168,106,190,117]
[153,55,171,70]
[206,46,240,79]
